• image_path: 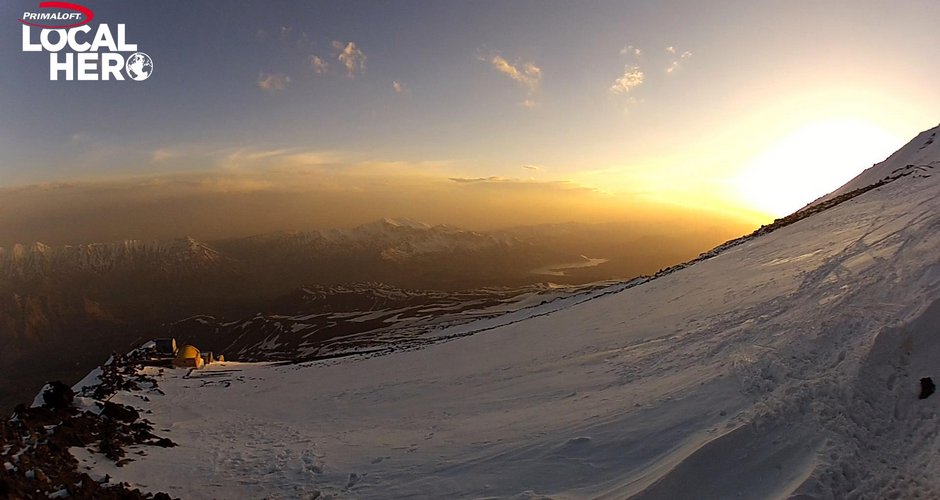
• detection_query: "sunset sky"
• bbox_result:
[2,0,940,243]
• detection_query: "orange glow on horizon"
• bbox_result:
[730,118,904,216]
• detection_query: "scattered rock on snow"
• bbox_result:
[918,377,935,399]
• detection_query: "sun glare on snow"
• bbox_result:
[734,118,903,217]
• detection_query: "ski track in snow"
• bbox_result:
[77,166,940,498]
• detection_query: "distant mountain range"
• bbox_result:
[0,237,222,279]
[0,218,740,413]
[0,217,732,293]
[0,218,533,284]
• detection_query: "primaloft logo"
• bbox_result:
[20,2,152,81]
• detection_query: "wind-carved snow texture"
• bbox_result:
[75,125,940,499]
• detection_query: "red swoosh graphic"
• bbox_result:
[19,2,94,29]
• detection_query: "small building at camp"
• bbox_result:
[172,344,205,369]
[153,338,178,358]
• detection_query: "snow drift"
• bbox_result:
[71,124,940,498]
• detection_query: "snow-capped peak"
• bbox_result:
[354,217,434,233]
[0,237,222,277]
[378,217,432,230]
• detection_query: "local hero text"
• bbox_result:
[22,24,138,80]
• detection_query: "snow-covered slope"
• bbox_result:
[75,129,940,498]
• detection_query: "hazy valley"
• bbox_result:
[0,218,742,413]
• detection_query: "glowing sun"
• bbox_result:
[734,118,903,217]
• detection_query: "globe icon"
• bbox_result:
[125,52,153,81]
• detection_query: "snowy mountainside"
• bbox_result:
[65,125,940,498]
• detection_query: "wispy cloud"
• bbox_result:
[446,177,595,194]
[449,176,509,183]
[332,40,366,78]
[150,147,183,163]
[221,148,346,173]
[0,165,638,246]
[610,65,644,94]
[198,177,275,193]
[485,54,541,91]
[258,72,290,92]
[613,45,645,101]
[522,164,541,171]
[665,46,692,74]
[620,45,642,58]
[478,52,542,107]
[310,55,329,74]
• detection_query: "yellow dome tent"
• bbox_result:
[172,344,205,369]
